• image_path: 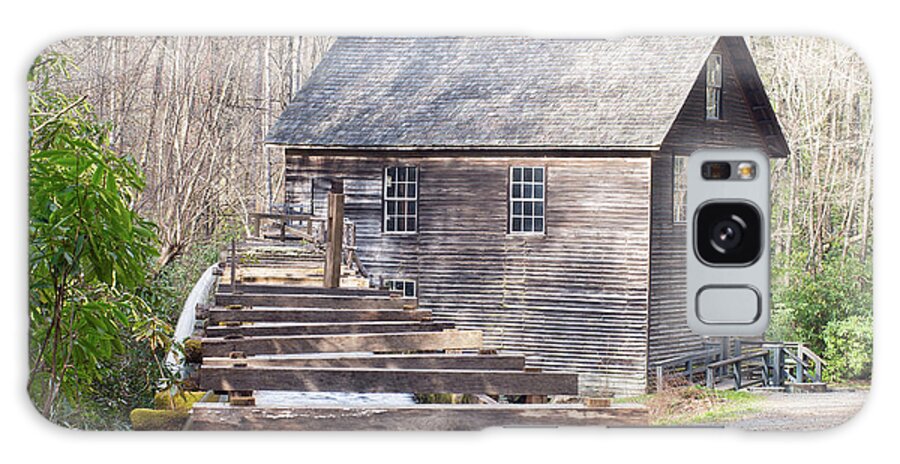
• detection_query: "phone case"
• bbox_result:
[27,35,872,431]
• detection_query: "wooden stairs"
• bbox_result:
[184,241,647,430]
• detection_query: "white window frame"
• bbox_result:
[386,279,417,298]
[705,53,723,120]
[509,166,546,235]
[672,155,689,223]
[383,166,418,234]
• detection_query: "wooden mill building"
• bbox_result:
[265,36,789,395]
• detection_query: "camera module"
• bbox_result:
[695,202,762,265]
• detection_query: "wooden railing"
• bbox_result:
[702,341,826,390]
[248,212,326,243]
[652,342,726,391]
[244,180,367,286]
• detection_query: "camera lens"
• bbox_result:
[710,218,744,252]
[695,202,762,265]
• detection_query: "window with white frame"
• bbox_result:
[706,53,723,120]
[386,279,416,298]
[673,155,688,223]
[509,166,545,234]
[384,166,418,233]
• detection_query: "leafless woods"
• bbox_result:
[751,37,873,271]
[44,37,333,264]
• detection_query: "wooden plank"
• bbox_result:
[202,353,527,371]
[217,284,395,297]
[201,330,483,357]
[215,293,409,309]
[198,366,577,395]
[206,321,454,338]
[208,308,431,324]
[187,403,648,430]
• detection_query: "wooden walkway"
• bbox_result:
[184,234,646,430]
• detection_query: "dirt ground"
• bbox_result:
[722,389,868,431]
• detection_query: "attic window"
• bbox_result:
[706,53,723,120]
[509,167,545,234]
[384,166,418,233]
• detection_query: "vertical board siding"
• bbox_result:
[286,153,652,395]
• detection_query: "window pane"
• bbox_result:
[523,184,532,198]
[512,184,522,198]
[535,202,544,216]
[524,202,533,215]
[534,218,544,232]
[534,168,543,182]
[534,184,543,199]
[406,217,416,231]
[708,54,722,88]
[386,217,395,232]
[523,218,533,232]
[512,167,522,182]
[407,201,417,215]
[408,183,416,198]
[513,201,522,215]
[387,202,396,215]
[512,218,522,231]
[408,167,417,181]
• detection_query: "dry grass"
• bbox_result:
[619,377,761,426]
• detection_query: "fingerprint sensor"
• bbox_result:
[696,286,761,324]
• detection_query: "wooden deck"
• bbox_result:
[184,237,648,430]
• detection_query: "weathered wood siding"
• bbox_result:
[647,152,701,367]
[648,40,773,368]
[286,152,652,395]
[662,41,770,154]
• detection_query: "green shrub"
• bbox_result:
[771,251,873,382]
[822,315,873,381]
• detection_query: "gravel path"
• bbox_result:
[727,389,868,431]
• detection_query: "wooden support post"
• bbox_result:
[229,238,240,294]
[656,365,664,393]
[772,346,783,386]
[324,180,344,289]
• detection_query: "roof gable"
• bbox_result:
[266,36,780,152]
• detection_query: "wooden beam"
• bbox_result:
[215,293,409,309]
[202,353,527,371]
[187,403,648,430]
[201,330,483,357]
[206,321,454,338]
[198,366,578,395]
[216,284,395,297]
[208,308,431,324]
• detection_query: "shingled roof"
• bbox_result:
[266,36,725,149]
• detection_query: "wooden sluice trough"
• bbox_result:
[184,238,647,430]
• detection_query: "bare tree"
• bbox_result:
[47,36,333,265]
